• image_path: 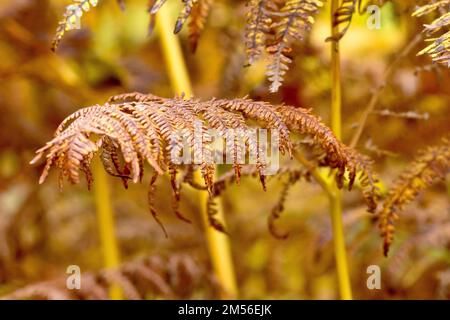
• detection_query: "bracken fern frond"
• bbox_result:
[266,0,323,92]
[2,254,216,300]
[188,0,212,52]
[244,0,278,66]
[52,0,99,52]
[379,135,450,256]
[413,0,450,67]
[30,92,379,232]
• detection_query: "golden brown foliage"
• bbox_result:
[187,0,212,52]
[2,254,216,299]
[174,0,196,34]
[149,0,212,51]
[379,135,450,256]
[152,0,324,91]
[244,0,276,66]
[268,168,309,239]
[413,0,450,66]
[30,92,379,231]
[266,0,323,92]
[52,0,99,52]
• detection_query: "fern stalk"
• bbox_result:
[329,0,352,300]
[155,4,238,299]
[92,159,123,300]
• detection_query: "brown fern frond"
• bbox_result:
[1,254,216,300]
[266,0,323,92]
[147,171,168,237]
[169,164,192,223]
[31,93,379,230]
[344,146,380,213]
[188,0,212,52]
[174,0,197,34]
[206,195,228,234]
[388,220,450,283]
[182,164,209,190]
[379,135,450,256]
[268,169,307,239]
[51,0,325,91]
[244,0,278,66]
[99,136,131,188]
[413,0,450,67]
[52,0,99,52]
[149,0,168,15]
[149,0,211,50]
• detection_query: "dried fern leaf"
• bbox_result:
[169,164,192,223]
[413,1,450,67]
[174,0,197,34]
[379,135,450,256]
[99,136,131,188]
[2,254,215,299]
[52,0,99,51]
[188,0,212,52]
[244,0,277,66]
[206,194,228,233]
[147,171,168,237]
[268,169,307,239]
[266,0,323,92]
[31,92,379,229]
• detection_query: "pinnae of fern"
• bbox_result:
[30,92,380,233]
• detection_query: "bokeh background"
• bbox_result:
[0,0,449,299]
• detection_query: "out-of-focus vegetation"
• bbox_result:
[0,0,449,300]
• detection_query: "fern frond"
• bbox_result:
[52,0,100,52]
[413,0,450,67]
[387,221,450,287]
[188,0,212,52]
[327,0,358,42]
[31,93,379,230]
[266,0,323,92]
[379,135,450,256]
[148,0,211,50]
[327,0,392,42]
[268,169,308,239]
[51,0,326,91]
[244,0,277,66]
[174,0,197,34]
[2,254,216,299]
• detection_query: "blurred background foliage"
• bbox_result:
[0,0,449,299]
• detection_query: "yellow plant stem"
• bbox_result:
[156,4,238,299]
[330,0,352,300]
[330,1,342,140]
[93,158,123,300]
